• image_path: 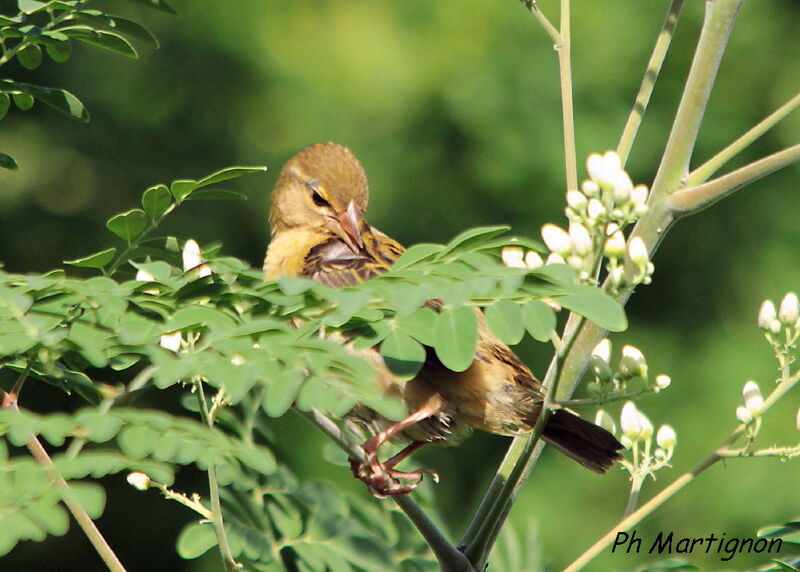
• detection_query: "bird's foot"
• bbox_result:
[348,455,439,498]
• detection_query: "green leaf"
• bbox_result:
[141,184,172,220]
[105,16,159,48]
[380,330,425,380]
[106,209,148,241]
[66,28,138,58]
[436,225,510,260]
[559,287,627,332]
[170,179,198,201]
[184,188,246,201]
[17,0,46,14]
[522,300,556,342]
[484,300,525,345]
[177,522,218,559]
[64,247,117,269]
[124,0,179,15]
[262,370,304,417]
[69,482,106,519]
[12,92,34,111]
[41,32,72,63]
[433,306,478,371]
[0,153,18,171]
[17,44,42,70]
[396,307,438,346]
[0,94,10,119]
[391,243,442,269]
[196,165,267,188]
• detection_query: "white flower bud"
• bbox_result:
[758,300,777,330]
[654,374,671,391]
[620,435,634,449]
[587,198,606,221]
[569,222,593,256]
[796,407,800,431]
[638,411,653,441]
[736,406,753,425]
[160,331,182,353]
[127,471,151,491]
[779,293,799,325]
[595,410,616,435]
[604,230,626,258]
[586,153,607,182]
[631,185,649,207]
[182,239,212,277]
[656,425,677,450]
[566,190,587,211]
[620,401,642,442]
[611,172,633,204]
[628,236,649,266]
[135,268,156,282]
[502,246,526,268]
[620,345,648,378]
[608,266,625,287]
[592,338,612,363]
[545,253,566,265]
[541,224,572,255]
[590,355,614,382]
[525,250,544,269]
[742,380,764,414]
[581,180,600,198]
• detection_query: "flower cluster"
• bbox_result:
[597,401,676,481]
[506,151,654,293]
[758,292,799,373]
[735,380,764,425]
[586,338,671,402]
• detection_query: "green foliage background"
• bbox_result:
[1,0,799,569]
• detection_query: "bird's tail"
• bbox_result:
[541,409,624,473]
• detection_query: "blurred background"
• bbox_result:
[1,0,800,569]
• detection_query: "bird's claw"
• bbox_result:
[349,456,439,497]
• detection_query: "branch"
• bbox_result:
[1,390,126,572]
[298,409,476,572]
[687,91,800,186]
[558,0,577,191]
[617,0,685,166]
[650,0,744,195]
[669,143,800,214]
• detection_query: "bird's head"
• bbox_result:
[269,142,368,252]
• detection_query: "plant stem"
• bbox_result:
[687,91,800,186]
[669,143,800,214]
[617,0,685,166]
[623,475,644,518]
[558,0,577,191]
[298,408,475,572]
[196,381,240,572]
[1,390,126,572]
[566,370,799,570]
[650,0,744,195]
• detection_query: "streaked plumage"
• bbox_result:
[264,142,622,495]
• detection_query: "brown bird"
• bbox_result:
[264,142,623,496]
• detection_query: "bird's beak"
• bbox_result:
[326,199,364,252]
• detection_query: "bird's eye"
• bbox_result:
[306,181,330,208]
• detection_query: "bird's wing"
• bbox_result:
[303,225,405,287]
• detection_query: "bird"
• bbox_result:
[263,142,623,496]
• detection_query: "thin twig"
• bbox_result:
[669,143,800,214]
[617,0,685,166]
[196,381,240,571]
[687,91,800,186]
[298,408,475,572]
[2,389,126,572]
